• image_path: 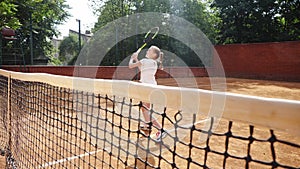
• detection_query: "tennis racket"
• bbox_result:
[132,27,159,80]
[137,27,159,52]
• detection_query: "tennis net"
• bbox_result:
[0,69,299,169]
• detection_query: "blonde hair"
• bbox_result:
[158,52,164,70]
[151,46,164,70]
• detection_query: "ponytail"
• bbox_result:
[158,52,164,70]
[150,46,163,70]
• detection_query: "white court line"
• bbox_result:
[39,149,102,168]
[166,118,211,134]
[39,119,211,168]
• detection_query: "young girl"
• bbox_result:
[129,46,166,142]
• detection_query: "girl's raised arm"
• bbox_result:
[129,50,142,69]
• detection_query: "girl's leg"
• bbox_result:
[142,102,167,142]
[142,102,162,129]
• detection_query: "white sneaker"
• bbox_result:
[154,130,167,142]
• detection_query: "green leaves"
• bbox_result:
[87,0,217,66]
[0,0,20,29]
[58,34,80,65]
[1,0,70,64]
[212,0,300,43]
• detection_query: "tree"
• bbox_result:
[92,0,218,42]
[58,34,80,65]
[0,0,70,64]
[277,0,300,40]
[87,0,218,66]
[0,0,20,29]
[212,0,300,44]
[93,0,133,30]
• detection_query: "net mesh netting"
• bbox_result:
[0,71,299,169]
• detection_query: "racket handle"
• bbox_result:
[139,43,147,51]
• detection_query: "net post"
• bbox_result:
[5,73,12,167]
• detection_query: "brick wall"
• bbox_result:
[215,41,300,81]
[2,41,300,81]
[1,66,208,80]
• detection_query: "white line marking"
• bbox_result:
[39,119,211,168]
[166,118,211,133]
[39,149,102,168]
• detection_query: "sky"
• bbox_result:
[56,0,98,39]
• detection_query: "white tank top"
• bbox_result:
[140,58,157,85]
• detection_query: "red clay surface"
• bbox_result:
[0,77,299,168]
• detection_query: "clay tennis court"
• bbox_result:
[142,77,300,168]
[0,77,299,168]
[158,77,300,100]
